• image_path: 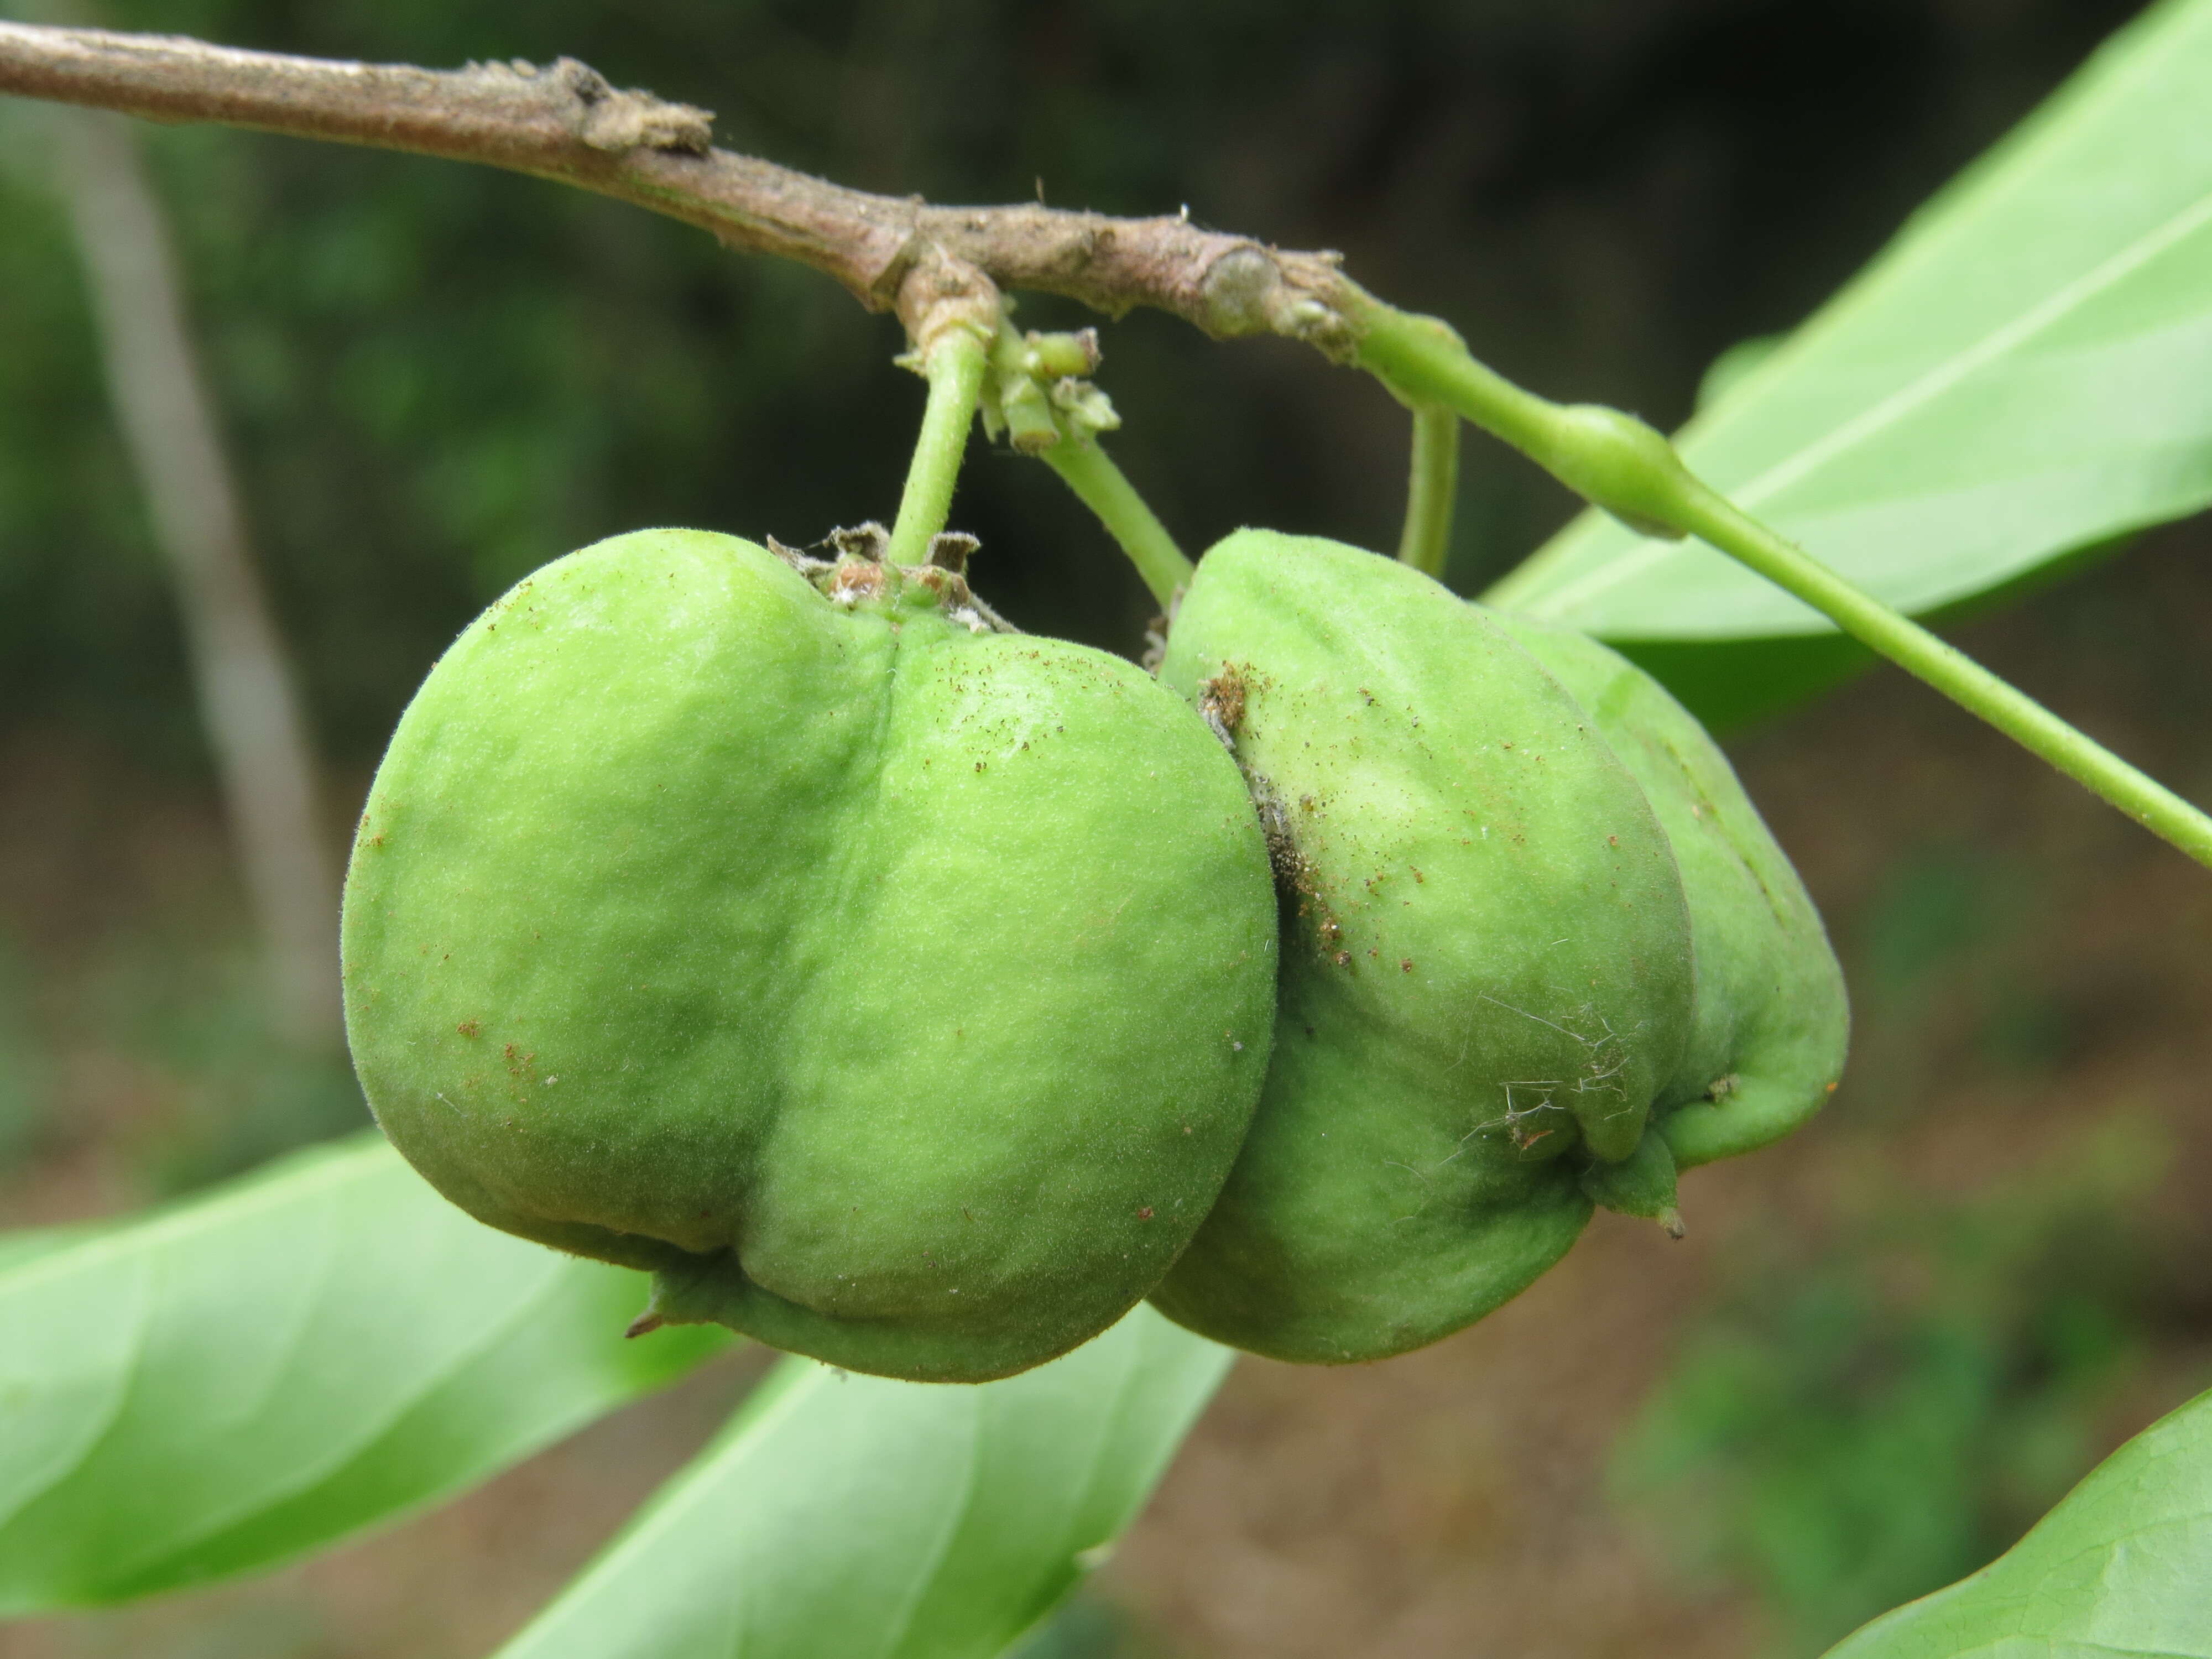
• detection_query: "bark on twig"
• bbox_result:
[0,22,1363,353]
[46,102,344,1051]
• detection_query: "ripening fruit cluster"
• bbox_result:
[341,524,1846,1383]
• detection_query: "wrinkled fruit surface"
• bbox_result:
[343,528,1278,1383]
[1150,530,1698,1363]
[1493,616,1848,1167]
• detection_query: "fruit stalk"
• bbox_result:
[1394,404,1459,578]
[886,326,990,566]
[1037,435,1194,608]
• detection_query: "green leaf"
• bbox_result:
[494,1305,1231,1659]
[0,1133,731,1611]
[1824,1383,2212,1657]
[0,1227,89,1275]
[1490,0,2212,643]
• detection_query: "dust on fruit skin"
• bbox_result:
[1148,529,1698,1365]
[341,527,1279,1384]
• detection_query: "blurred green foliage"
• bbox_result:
[95,935,367,1190]
[1010,1594,1168,1659]
[0,0,2150,776]
[0,933,45,1171]
[0,912,365,1193]
[1611,1129,2177,1655]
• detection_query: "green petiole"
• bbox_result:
[1350,295,2212,873]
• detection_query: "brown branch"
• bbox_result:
[0,22,1363,352]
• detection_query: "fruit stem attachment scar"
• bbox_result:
[1393,404,1459,578]
[1348,295,2212,874]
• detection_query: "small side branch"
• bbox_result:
[0,22,1355,343]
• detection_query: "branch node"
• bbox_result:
[1196,245,1358,359]
[894,247,1003,366]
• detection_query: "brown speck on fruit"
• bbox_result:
[1198,664,1247,749]
[1411,867,1424,883]
[456,1020,481,1037]
[1138,1207,1155,1220]
[1333,950,1352,968]
[1609,834,1619,846]
[1400,958,1413,972]
[1502,740,1514,749]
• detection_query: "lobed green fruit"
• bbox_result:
[1492,616,1848,1167]
[342,528,1279,1384]
[1148,530,1697,1364]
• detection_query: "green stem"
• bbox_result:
[1672,482,2212,869]
[886,328,989,565]
[1349,294,2212,873]
[1395,404,1459,577]
[1039,436,1193,608]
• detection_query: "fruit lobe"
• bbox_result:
[1493,615,1848,1167]
[342,528,1278,1383]
[1147,529,1695,1364]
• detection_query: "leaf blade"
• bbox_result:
[493,1305,1231,1659]
[1488,0,2212,641]
[1824,1384,2212,1657]
[0,1133,731,1610]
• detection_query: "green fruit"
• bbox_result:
[1493,616,1848,1167]
[1577,1123,1684,1238]
[1148,530,1696,1364]
[342,527,1278,1384]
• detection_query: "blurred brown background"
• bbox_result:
[3,1,2208,1654]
